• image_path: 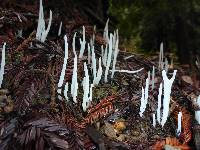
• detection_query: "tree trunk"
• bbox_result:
[175,16,191,64]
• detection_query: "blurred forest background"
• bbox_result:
[108,0,200,66]
[1,0,200,66]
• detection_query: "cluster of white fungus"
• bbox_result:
[139,59,177,127]
[137,42,178,128]
[0,0,196,128]
[55,18,143,112]
[36,0,52,42]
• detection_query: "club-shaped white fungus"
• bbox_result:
[0,43,6,88]
[36,0,45,40]
[82,62,90,111]
[177,111,182,135]
[71,33,78,103]
[139,87,145,117]
[91,46,97,84]
[104,33,113,83]
[79,26,86,58]
[111,30,119,79]
[36,0,52,42]
[164,58,168,73]
[144,72,150,106]
[87,43,91,64]
[94,57,103,85]
[195,95,200,124]
[159,42,164,70]
[58,21,62,36]
[57,35,68,91]
[89,84,93,102]
[90,25,96,48]
[161,70,177,127]
[153,113,156,127]
[139,72,150,117]
[101,45,104,61]
[151,66,155,90]
[72,32,77,54]
[112,31,116,49]
[71,56,78,103]
[103,19,109,43]
[157,83,163,124]
[41,12,52,43]
[102,44,108,67]
[64,82,69,101]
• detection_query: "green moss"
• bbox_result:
[92,84,119,103]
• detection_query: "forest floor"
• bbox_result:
[0,1,200,150]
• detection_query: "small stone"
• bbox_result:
[113,121,126,133]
